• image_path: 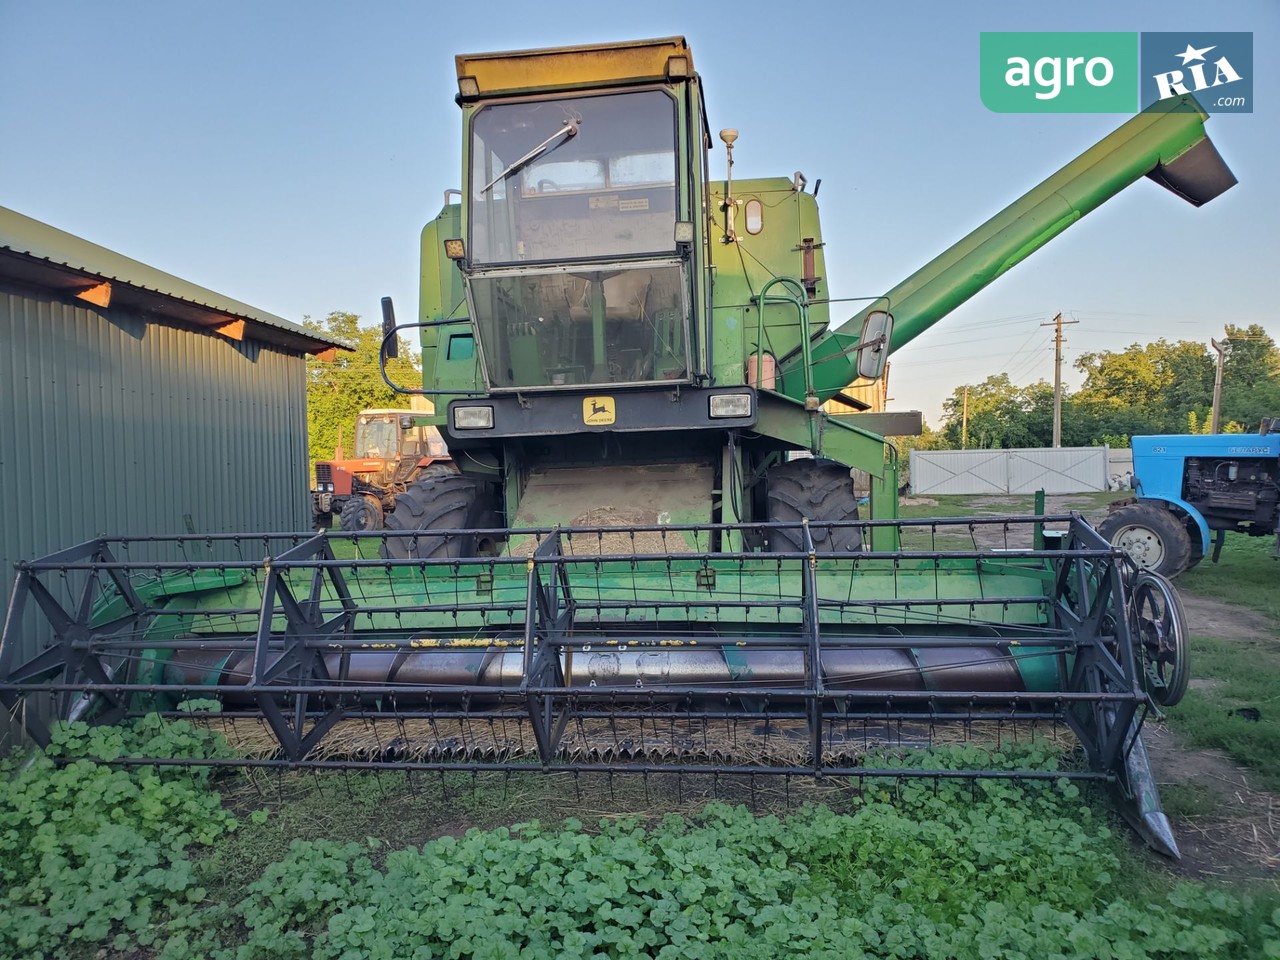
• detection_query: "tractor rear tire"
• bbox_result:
[381,474,503,560]
[340,495,384,532]
[1098,503,1194,578]
[765,457,864,553]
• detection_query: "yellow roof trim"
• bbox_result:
[456,36,692,98]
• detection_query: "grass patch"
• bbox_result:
[896,491,1126,521]
[1167,632,1280,791]
[896,529,990,552]
[321,531,382,561]
[1159,782,1220,819]
[1180,531,1280,622]
[1161,531,1280,789]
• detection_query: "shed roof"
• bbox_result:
[0,206,347,357]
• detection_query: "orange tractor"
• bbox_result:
[311,406,454,530]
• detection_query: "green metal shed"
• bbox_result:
[0,206,346,743]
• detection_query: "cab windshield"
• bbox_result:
[354,418,399,459]
[469,89,678,264]
[466,89,689,390]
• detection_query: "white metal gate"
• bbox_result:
[909,447,1109,495]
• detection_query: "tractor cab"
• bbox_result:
[352,412,401,460]
[353,411,448,463]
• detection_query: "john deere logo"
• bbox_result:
[583,396,615,426]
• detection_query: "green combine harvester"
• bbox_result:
[1,38,1236,857]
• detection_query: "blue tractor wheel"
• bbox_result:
[1098,503,1194,579]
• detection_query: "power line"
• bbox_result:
[1006,339,1053,382]
[895,315,1051,351]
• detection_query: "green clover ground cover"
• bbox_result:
[2,721,1278,959]
[0,717,235,958]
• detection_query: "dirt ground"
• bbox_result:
[898,494,1117,551]
[1144,722,1278,880]
[972,494,1114,549]
[1150,590,1279,880]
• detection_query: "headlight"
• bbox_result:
[454,405,495,430]
[709,393,752,418]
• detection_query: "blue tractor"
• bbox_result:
[1099,428,1280,578]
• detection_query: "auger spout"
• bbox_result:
[781,94,1236,404]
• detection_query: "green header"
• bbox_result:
[981,32,1138,113]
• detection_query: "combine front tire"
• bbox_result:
[765,458,864,553]
[1098,503,1193,578]
[381,474,503,560]
[340,495,384,532]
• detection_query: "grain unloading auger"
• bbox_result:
[0,38,1234,858]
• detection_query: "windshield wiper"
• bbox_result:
[481,119,579,194]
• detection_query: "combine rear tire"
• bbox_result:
[415,462,459,482]
[340,495,384,532]
[1098,503,1193,578]
[765,458,864,553]
[381,474,503,560]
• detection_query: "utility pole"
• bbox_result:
[1210,337,1230,433]
[1041,312,1078,447]
[961,386,969,450]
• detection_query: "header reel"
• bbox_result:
[1,513,1187,857]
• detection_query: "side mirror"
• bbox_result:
[400,416,413,429]
[856,310,894,381]
[381,296,398,360]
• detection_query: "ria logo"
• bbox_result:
[1152,43,1243,100]
[1141,32,1252,113]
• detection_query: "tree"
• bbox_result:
[1073,339,1213,434]
[304,312,422,471]
[1222,323,1280,385]
[1220,324,1280,430]
[939,374,1060,449]
[930,329,1277,450]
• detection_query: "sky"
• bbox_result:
[2,0,1276,425]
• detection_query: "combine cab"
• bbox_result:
[0,37,1238,858]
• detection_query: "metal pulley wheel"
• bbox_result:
[1130,570,1190,707]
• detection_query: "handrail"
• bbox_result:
[754,276,815,408]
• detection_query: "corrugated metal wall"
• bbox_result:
[910,447,1109,496]
[0,280,311,742]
